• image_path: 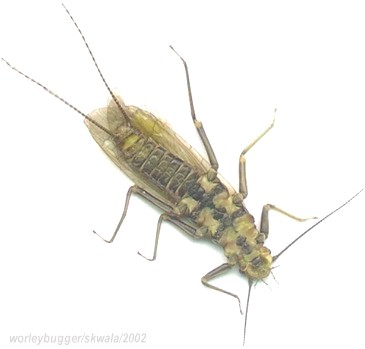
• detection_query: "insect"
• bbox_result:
[2,4,363,346]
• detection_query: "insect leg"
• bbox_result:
[170,46,219,170]
[94,185,174,243]
[138,213,204,261]
[260,204,317,238]
[203,264,255,345]
[201,263,243,314]
[239,112,276,198]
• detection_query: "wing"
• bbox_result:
[125,104,211,174]
[124,99,237,196]
[84,95,214,207]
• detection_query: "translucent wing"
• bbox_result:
[84,95,213,206]
[125,105,211,174]
[123,99,237,196]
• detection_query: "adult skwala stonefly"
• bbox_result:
[2,4,363,346]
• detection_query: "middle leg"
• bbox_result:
[239,112,276,198]
[138,213,209,261]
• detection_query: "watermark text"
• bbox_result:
[9,333,147,345]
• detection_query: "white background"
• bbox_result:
[0,1,364,348]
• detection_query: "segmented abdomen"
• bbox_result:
[121,131,200,200]
[121,129,265,257]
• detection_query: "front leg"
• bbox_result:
[260,203,317,238]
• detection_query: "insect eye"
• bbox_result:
[251,256,261,267]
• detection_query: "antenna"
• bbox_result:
[273,188,363,262]
[243,279,253,346]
